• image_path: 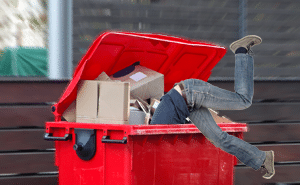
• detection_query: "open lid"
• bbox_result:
[53,31,227,117]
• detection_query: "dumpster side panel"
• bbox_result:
[47,122,245,185]
[131,135,156,184]
[104,132,132,185]
[132,134,221,185]
[55,137,77,184]
[56,129,106,185]
[217,148,235,185]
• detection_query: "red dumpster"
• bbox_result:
[45,31,248,185]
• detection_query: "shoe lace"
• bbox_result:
[248,48,254,56]
[246,41,255,56]
[260,165,267,174]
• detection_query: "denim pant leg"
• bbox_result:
[183,54,254,111]
[189,107,265,170]
[181,53,265,170]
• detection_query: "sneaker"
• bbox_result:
[261,150,275,179]
[229,35,262,54]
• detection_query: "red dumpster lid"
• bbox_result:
[53,31,227,116]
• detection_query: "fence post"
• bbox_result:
[48,0,73,79]
[239,0,247,38]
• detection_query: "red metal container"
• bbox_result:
[45,31,248,185]
[45,122,247,185]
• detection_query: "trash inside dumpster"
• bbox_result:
[45,31,248,185]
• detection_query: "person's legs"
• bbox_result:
[177,44,266,170]
[188,106,265,170]
[182,53,267,170]
[181,53,254,112]
[176,35,274,178]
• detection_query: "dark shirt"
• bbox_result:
[150,88,190,125]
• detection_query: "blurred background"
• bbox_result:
[0,0,47,76]
[72,0,300,80]
[0,0,299,79]
[0,0,300,185]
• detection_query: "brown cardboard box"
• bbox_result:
[76,80,130,124]
[185,109,233,124]
[208,109,233,123]
[62,100,76,122]
[95,71,112,81]
[110,65,164,101]
[62,72,111,122]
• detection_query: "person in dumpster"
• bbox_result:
[150,35,275,179]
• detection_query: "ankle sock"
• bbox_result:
[235,47,248,54]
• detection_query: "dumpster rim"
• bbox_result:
[45,121,248,136]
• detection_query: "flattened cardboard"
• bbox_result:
[76,80,130,124]
[131,97,150,125]
[110,65,164,100]
[130,99,140,110]
[62,72,111,122]
[149,98,160,116]
[134,96,149,114]
[130,99,137,106]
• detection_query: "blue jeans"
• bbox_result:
[180,54,265,170]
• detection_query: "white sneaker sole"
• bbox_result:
[229,35,262,54]
[263,150,275,179]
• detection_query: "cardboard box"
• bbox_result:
[110,65,164,101]
[62,100,76,122]
[208,109,233,123]
[76,80,130,124]
[185,109,232,124]
[62,72,111,122]
[95,71,112,81]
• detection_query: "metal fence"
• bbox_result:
[72,0,300,80]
